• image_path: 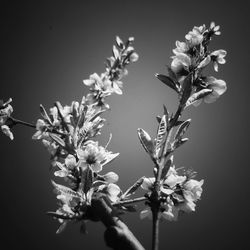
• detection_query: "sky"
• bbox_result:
[0,0,249,249]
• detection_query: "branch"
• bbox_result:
[9,117,36,129]
[112,197,147,207]
[91,196,145,250]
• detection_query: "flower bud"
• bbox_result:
[103,171,119,183]
[130,52,139,62]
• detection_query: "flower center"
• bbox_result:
[86,154,97,165]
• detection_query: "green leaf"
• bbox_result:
[180,73,193,107]
[174,119,191,140]
[156,115,162,123]
[161,155,173,179]
[185,89,213,107]
[155,74,180,93]
[163,105,169,129]
[47,211,72,220]
[174,120,185,127]
[172,138,189,149]
[78,105,88,128]
[167,66,178,81]
[112,45,120,59]
[155,115,167,153]
[122,177,145,198]
[40,104,52,125]
[80,167,93,194]
[116,36,124,49]
[50,133,66,148]
[56,221,68,234]
[137,128,154,156]
[89,109,105,122]
[55,101,70,132]
[51,180,80,198]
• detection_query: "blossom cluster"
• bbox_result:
[0,98,14,140]
[31,37,138,233]
[83,36,138,109]
[156,22,227,107]
[140,157,204,221]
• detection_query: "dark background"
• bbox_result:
[0,0,249,249]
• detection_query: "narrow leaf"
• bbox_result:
[155,74,179,93]
[163,105,169,129]
[185,89,212,107]
[51,180,80,198]
[56,221,68,234]
[180,73,193,107]
[137,128,154,156]
[174,119,191,140]
[88,109,105,122]
[80,167,93,194]
[112,45,120,59]
[173,138,189,149]
[167,66,178,82]
[174,120,185,127]
[50,133,66,148]
[116,36,124,49]
[55,101,70,133]
[122,177,145,198]
[161,155,174,179]
[47,211,72,220]
[156,116,162,123]
[155,115,167,152]
[40,104,52,125]
[102,152,120,166]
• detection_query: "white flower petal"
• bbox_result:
[161,187,174,195]
[141,177,155,191]
[211,79,227,95]
[165,174,186,188]
[1,125,14,140]
[90,162,102,173]
[162,210,175,221]
[204,93,218,103]
[107,183,121,202]
[103,172,119,183]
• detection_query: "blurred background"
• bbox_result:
[1,0,249,249]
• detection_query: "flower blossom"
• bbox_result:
[171,53,191,78]
[194,76,227,105]
[98,183,121,203]
[140,166,204,221]
[211,49,227,71]
[0,98,14,140]
[209,21,221,36]
[77,141,119,173]
[185,25,205,46]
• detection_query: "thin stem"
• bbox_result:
[152,207,160,250]
[9,116,67,136]
[10,117,36,128]
[150,103,184,250]
[112,197,147,206]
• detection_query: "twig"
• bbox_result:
[112,197,147,206]
[91,195,145,250]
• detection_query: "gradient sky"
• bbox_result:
[1,1,249,249]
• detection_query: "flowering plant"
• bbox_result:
[1,22,226,250]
